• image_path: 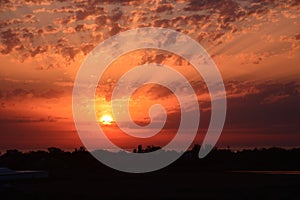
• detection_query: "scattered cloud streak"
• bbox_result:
[0,0,299,67]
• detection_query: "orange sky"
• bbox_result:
[0,0,300,151]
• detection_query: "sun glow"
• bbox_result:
[99,115,114,125]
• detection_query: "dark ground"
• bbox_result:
[1,168,300,200]
[1,146,300,200]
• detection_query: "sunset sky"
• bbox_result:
[0,0,299,151]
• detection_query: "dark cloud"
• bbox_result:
[144,80,300,132]
[80,43,95,55]
[75,3,106,21]
[56,15,73,25]
[140,53,170,65]
[145,84,174,100]
[110,7,123,21]
[39,89,64,99]
[60,46,80,61]
[109,23,123,36]
[152,19,170,27]
[92,0,138,5]
[209,31,225,43]
[288,0,300,7]
[57,37,68,44]
[185,14,208,23]
[44,25,57,33]
[53,38,83,61]
[2,88,64,99]
[155,4,174,13]
[184,0,240,14]
[0,29,20,54]
[76,10,90,21]
[95,15,109,26]
[75,24,85,32]
[0,115,67,123]
[0,21,8,29]
[225,81,300,128]
[21,28,34,40]
[30,46,48,57]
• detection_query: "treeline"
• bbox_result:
[1,145,300,171]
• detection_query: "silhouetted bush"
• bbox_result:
[133,145,161,153]
[0,145,300,171]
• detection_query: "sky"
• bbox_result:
[0,0,299,151]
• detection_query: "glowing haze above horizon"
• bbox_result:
[0,0,299,151]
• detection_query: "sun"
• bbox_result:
[99,115,113,125]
